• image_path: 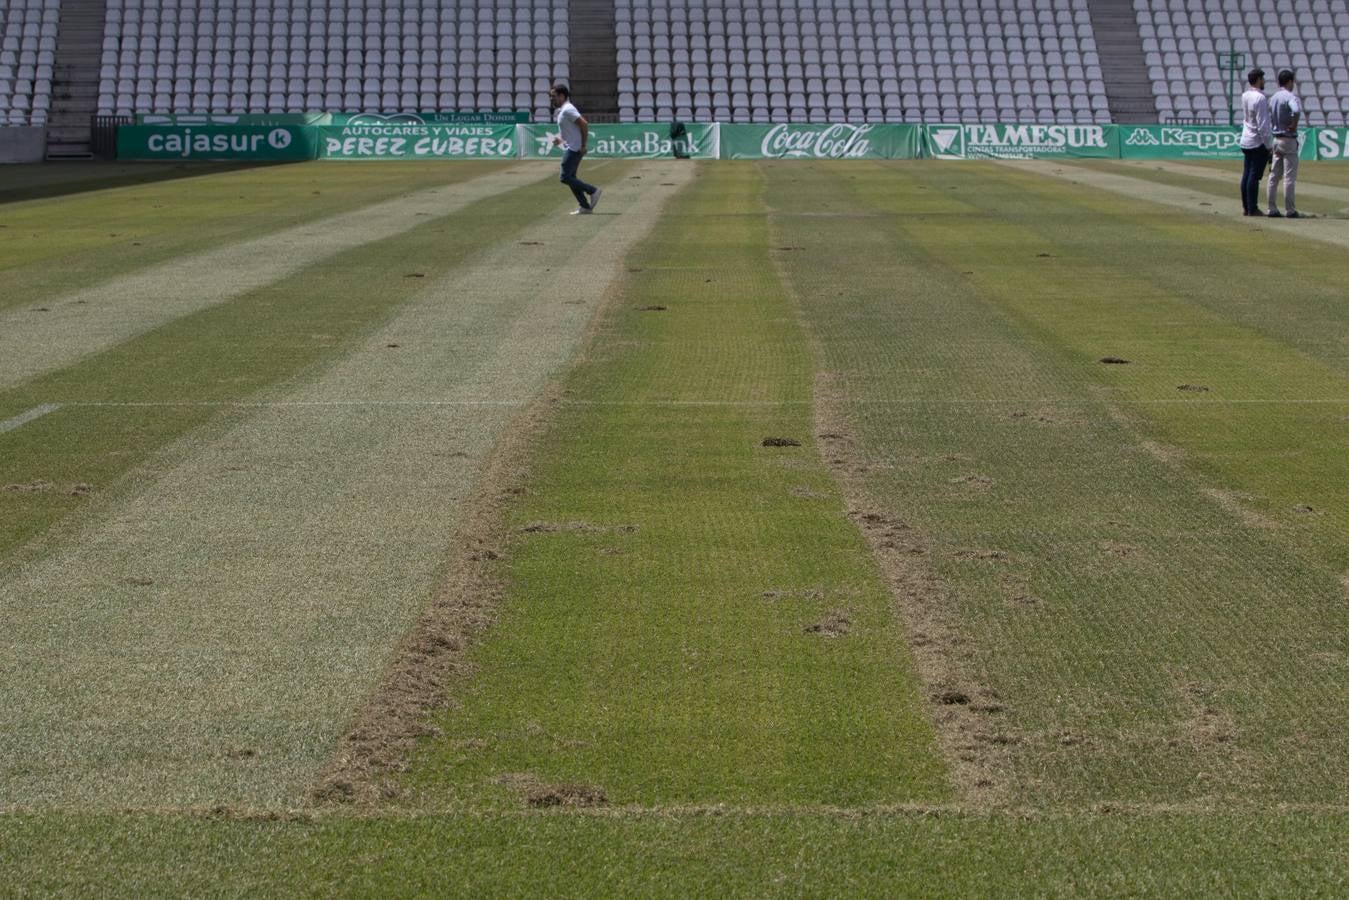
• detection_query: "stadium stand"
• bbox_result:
[614,0,1112,124]
[1,0,60,125]
[94,0,568,122]
[5,0,1348,140]
[1137,0,1349,125]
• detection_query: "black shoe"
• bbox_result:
[1286,210,1301,219]
[1250,208,1264,217]
[1267,209,1284,218]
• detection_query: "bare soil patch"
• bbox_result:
[953,549,1008,562]
[762,587,826,602]
[519,521,639,535]
[490,771,609,808]
[804,609,853,637]
[526,783,608,808]
[3,480,53,493]
[1202,488,1280,530]
[1176,680,1240,749]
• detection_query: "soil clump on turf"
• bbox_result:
[4,480,53,493]
[804,609,853,637]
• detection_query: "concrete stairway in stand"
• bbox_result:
[568,0,619,123]
[1084,0,1159,123]
[46,0,108,158]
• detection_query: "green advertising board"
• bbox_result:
[924,123,1119,159]
[719,123,921,159]
[1315,127,1349,160]
[1119,124,1318,161]
[135,113,332,126]
[518,123,718,159]
[318,122,517,159]
[117,124,321,160]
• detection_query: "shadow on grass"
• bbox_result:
[0,161,295,205]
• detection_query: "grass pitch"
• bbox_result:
[1,158,1347,893]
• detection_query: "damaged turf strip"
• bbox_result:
[400,162,949,809]
[764,160,1349,808]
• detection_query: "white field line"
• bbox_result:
[0,403,61,433]
[53,398,1349,408]
[0,160,694,810]
[1005,160,1349,251]
[0,164,550,393]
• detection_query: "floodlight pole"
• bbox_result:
[1224,49,1244,126]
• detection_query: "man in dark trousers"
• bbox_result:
[549,84,603,216]
[1238,68,1273,216]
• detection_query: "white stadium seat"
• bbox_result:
[89,0,567,120]
[21,0,1348,126]
[613,0,1117,122]
[1138,0,1349,124]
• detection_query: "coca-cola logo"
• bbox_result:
[761,124,874,158]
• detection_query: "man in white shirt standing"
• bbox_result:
[1267,69,1302,218]
[549,83,603,216]
[1238,68,1273,217]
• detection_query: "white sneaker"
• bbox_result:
[589,187,603,211]
[570,207,592,215]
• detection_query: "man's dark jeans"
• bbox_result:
[560,149,597,209]
[1241,145,1271,213]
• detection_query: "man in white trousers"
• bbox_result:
[1267,69,1302,218]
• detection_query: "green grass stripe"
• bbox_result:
[908,162,1349,574]
[4,809,1348,896]
[0,160,254,202]
[0,161,527,313]
[0,165,550,391]
[1130,159,1349,206]
[1074,159,1349,217]
[0,160,658,808]
[0,166,583,561]
[405,161,948,809]
[1014,160,1349,250]
[764,160,1349,807]
[1164,158,1349,190]
[963,162,1349,378]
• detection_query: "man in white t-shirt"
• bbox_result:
[1267,69,1302,218]
[1238,68,1273,216]
[548,83,603,216]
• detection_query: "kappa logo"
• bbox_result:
[267,128,292,149]
[1126,128,1160,146]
